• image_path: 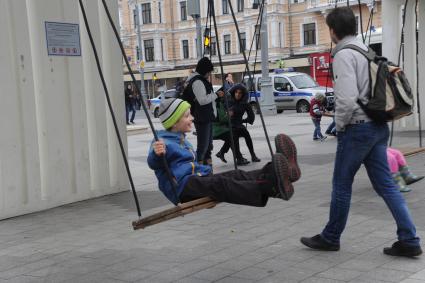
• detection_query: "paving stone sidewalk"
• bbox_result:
[0,113,424,283]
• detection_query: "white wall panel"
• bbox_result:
[0,0,127,219]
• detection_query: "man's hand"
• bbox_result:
[153,140,166,156]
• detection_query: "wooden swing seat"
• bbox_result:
[132,197,219,230]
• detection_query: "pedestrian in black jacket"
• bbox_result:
[229,84,261,165]
[125,84,136,124]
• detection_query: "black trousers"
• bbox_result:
[216,132,243,159]
[221,127,255,157]
[180,169,270,207]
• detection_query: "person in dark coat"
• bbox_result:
[125,84,136,124]
[228,84,261,165]
[213,88,243,164]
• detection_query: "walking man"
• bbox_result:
[300,7,422,257]
[125,84,136,125]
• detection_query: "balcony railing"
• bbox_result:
[328,0,348,4]
[308,0,372,9]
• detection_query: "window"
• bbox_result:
[210,37,217,56]
[222,0,228,14]
[141,3,152,24]
[279,23,283,48]
[159,2,162,23]
[303,23,316,45]
[291,0,305,3]
[182,40,189,59]
[255,26,261,50]
[144,39,154,62]
[224,35,231,54]
[195,38,199,58]
[160,39,164,61]
[274,77,291,91]
[257,78,262,91]
[237,0,244,12]
[290,74,318,89]
[133,9,138,29]
[180,1,187,21]
[240,32,246,53]
[355,16,359,35]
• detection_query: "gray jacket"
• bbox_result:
[331,36,371,131]
[185,72,217,119]
[186,72,216,106]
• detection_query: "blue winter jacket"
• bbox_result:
[147,130,212,204]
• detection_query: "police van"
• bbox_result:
[243,69,334,113]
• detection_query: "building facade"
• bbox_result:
[119,0,381,90]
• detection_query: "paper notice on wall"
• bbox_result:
[45,22,81,56]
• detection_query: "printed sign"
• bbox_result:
[45,22,81,56]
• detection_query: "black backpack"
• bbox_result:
[339,45,414,123]
[180,75,203,105]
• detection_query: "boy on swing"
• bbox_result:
[148,98,300,206]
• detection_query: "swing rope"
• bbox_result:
[414,0,423,148]
[229,0,274,158]
[390,0,409,146]
[77,0,142,217]
[241,1,264,81]
[79,0,182,217]
[208,0,239,169]
[99,0,181,206]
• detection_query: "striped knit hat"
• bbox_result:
[159,98,191,129]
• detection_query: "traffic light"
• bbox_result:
[204,28,210,47]
[153,73,157,81]
[204,37,210,47]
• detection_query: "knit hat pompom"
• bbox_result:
[195,57,214,76]
[159,98,191,129]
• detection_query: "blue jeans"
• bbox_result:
[312,118,323,139]
[326,118,336,134]
[321,122,420,246]
[126,103,136,123]
[195,122,213,164]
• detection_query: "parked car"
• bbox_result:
[148,89,179,118]
[243,71,334,113]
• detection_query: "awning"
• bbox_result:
[123,57,310,82]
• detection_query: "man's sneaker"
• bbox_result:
[275,134,301,182]
[300,234,340,251]
[383,241,422,257]
[272,153,294,201]
[320,136,327,141]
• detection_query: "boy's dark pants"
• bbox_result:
[180,169,269,207]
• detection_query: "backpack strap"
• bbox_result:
[340,44,376,61]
